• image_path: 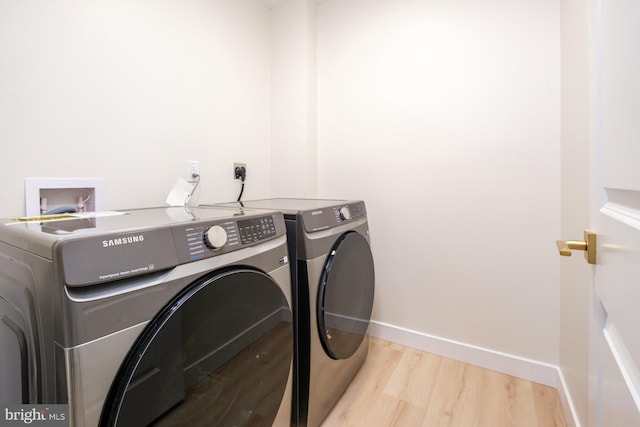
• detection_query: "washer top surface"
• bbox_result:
[0,206,279,258]
[1,206,258,235]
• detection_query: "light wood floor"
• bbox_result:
[321,338,567,427]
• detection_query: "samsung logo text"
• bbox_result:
[102,235,145,248]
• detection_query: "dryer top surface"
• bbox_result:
[209,198,357,215]
[206,198,368,235]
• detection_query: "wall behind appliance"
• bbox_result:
[0,0,272,217]
[316,0,561,365]
[270,0,318,197]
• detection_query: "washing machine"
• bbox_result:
[210,199,375,427]
[0,206,294,427]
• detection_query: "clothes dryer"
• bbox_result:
[0,206,293,427]
[210,199,375,427]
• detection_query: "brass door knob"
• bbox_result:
[556,230,596,264]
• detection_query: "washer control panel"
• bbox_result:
[203,224,230,250]
[173,213,284,262]
[179,221,238,260]
[237,215,277,244]
[338,206,352,221]
[55,209,285,287]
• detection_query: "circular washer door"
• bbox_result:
[317,231,375,360]
[100,268,293,427]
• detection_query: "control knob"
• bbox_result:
[203,225,228,250]
[339,206,352,221]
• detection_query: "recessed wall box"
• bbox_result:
[25,178,105,216]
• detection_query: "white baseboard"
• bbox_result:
[368,320,580,425]
[556,369,581,427]
[368,320,557,386]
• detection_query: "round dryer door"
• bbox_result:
[100,268,293,427]
[317,231,375,360]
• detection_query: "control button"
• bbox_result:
[339,207,352,221]
[203,225,228,250]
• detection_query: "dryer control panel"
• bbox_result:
[301,201,367,233]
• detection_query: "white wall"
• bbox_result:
[0,0,272,217]
[316,0,561,364]
[0,0,564,371]
[270,0,318,197]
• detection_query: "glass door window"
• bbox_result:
[101,269,293,427]
[317,232,375,360]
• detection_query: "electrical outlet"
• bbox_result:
[187,160,200,179]
[234,163,247,180]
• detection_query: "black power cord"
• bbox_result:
[234,166,246,201]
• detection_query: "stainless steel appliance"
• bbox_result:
[0,206,293,426]
[209,199,375,427]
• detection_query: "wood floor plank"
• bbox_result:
[321,338,568,427]
[366,394,427,426]
[321,338,405,426]
[384,346,442,408]
[446,363,488,427]
[476,368,537,427]
[421,357,476,427]
[531,382,567,427]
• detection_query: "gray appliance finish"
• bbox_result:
[0,206,294,427]
[210,199,375,427]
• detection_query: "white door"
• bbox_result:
[589,0,640,424]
